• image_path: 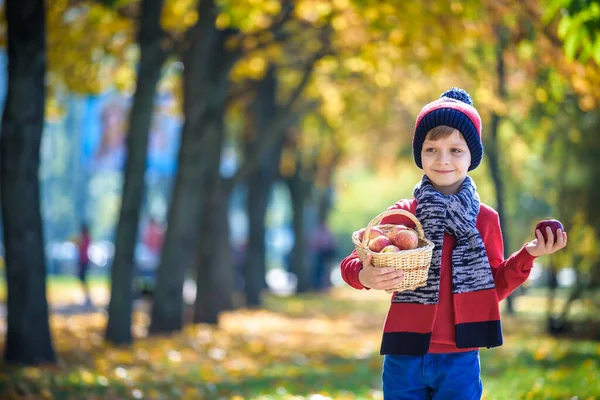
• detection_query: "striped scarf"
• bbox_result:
[392,175,495,303]
[381,175,503,355]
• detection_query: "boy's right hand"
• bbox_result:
[358,253,405,290]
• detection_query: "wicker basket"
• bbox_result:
[352,209,434,293]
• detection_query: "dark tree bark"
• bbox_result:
[243,66,283,307]
[487,25,515,313]
[285,156,316,293]
[546,133,574,334]
[236,59,321,306]
[316,148,340,223]
[192,4,305,316]
[149,0,239,334]
[193,175,236,324]
[105,0,168,345]
[0,0,56,365]
[191,97,236,325]
[244,167,269,306]
[153,2,328,326]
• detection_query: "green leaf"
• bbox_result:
[541,0,571,24]
[557,15,572,39]
[564,27,581,59]
[577,36,593,62]
[593,32,600,64]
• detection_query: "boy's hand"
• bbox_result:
[526,227,567,257]
[358,253,404,290]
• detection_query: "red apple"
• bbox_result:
[368,236,391,252]
[392,229,419,250]
[358,226,384,242]
[535,219,564,242]
[381,244,401,253]
[386,224,409,241]
[356,228,366,241]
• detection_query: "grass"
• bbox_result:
[0,274,111,305]
[0,281,599,399]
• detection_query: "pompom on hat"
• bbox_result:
[412,87,483,171]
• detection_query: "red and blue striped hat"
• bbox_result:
[413,88,483,171]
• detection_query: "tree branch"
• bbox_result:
[230,21,333,182]
[85,0,184,56]
[245,0,295,44]
[232,98,319,184]
[521,1,564,48]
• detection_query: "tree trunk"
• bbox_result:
[192,100,234,325]
[286,164,313,293]
[244,168,268,306]
[544,119,574,334]
[316,150,340,223]
[244,66,282,307]
[105,0,168,345]
[0,0,56,365]
[194,176,235,324]
[487,25,514,313]
[545,260,565,334]
[149,0,239,334]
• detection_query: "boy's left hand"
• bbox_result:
[525,227,567,257]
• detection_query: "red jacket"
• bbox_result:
[340,198,536,354]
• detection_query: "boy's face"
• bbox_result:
[421,129,471,195]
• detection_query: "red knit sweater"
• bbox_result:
[340,198,536,353]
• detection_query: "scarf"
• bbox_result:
[392,175,496,304]
[382,175,503,355]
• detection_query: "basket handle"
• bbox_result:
[361,209,425,247]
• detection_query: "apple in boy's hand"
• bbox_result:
[535,219,564,242]
[381,245,401,253]
[392,229,419,250]
[368,236,391,252]
[358,226,384,242]
[386,225,409,241]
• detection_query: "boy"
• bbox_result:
[339,88,567,399]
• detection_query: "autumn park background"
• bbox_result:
[0,0,599,399]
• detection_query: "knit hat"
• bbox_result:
[412,87,483,171]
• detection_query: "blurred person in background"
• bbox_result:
[137,216,165,297]
[310,219,337,291]
[143,216,165,255]
[77,223,93,307]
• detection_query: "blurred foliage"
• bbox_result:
[543,0,600,64]
[47,0,135,96]
[1,0,599,275]
[0,276,109,305]
[0,285,598,399]
[321,0,600,275]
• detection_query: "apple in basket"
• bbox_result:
[381,245,401,253]
[535,219,564,242]
[368,236,391,252]
[358,226,385,242]
[386,224,409,241]
[392,229,419,250]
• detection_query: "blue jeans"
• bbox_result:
[382,351,483,400]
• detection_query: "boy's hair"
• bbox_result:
[412,88,483,170]
[425,125,458,141]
